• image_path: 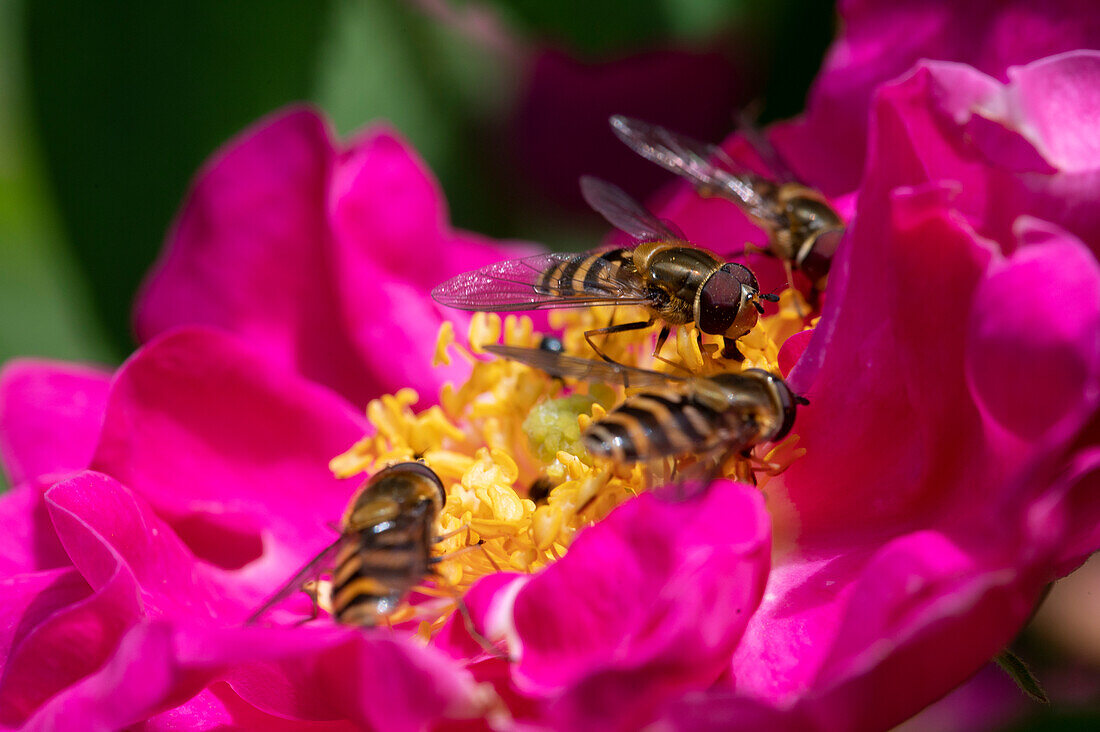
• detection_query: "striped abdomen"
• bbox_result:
[583,388,732,463]
[536,248,634,297]
[330,509,433,626]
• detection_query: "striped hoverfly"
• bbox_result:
[610,115,845,303]
[484,344,805,482]
[246,462,497,655]
[433,176,776,363]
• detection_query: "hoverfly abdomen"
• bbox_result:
[330,506,434,625]
[585,389,727,463]
[531,248,635,299]
[248,461,446,629]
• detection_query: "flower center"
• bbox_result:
[329,290,811,628]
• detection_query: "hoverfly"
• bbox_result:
[610,115,845,302]
[483,344,805,479]
[248,462,459,628]
[432,176,776,362]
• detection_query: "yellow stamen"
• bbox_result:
[330,295,811,627]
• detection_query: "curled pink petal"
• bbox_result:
[90,327,368,587]
[770,0,1100,195]
[0,562,140,727]
[0,485,68,575]
[45,472,249,619]
[0,359,110,486]
[967,218,1100,441]
[22,622,489,732]
[512,481,770,729]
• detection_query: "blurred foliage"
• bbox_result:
[23,0,332,357]
[0,1,112,367]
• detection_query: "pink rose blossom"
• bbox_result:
[641,50,1100,731]
[1,12,1099,732]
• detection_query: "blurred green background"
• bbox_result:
[0,2,1097,729]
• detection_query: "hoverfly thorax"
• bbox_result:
[733,368,801,443]
[778,184,845,290]
[343,461,445,531]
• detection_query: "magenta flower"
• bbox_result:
[1,12,1099,732]
[643,50,1100,732]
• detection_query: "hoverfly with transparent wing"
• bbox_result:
[483,344,805,484]
[610,115,845,304]
[433,177,775,362]
[246,462,502,655]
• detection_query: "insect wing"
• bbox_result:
[484,344,684,389]
[432,252,652,312]
[579,176,683,243]
[245,536,345,624]
[734,109,799,185]
[609,116,784,227]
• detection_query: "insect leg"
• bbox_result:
[294,580,323,626]
[648,325,693,374]
[454,594,511,661]
[431,544,512,661]
[721,337,746,361]
[583,316,656,365]
[433,523,472,544]
[429,539,487,564]
[782,259,806,318]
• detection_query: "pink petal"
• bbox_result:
[45,472,249,619]
[1011,51,1100,172]
[0,568,88,679]
[327,130,538,398]
[135,106,529,408]
[771,0,1100,195]
[1026,447,1100,570]
[0,484,69,575]
[967,218,1100,442]
[0,560,140,727]
[724,530,1042,731]
[134,108,338,385]
[784,180,994,536]
[90,327,369,590]
[143,682,359,731]
[511,481,770,730]
[22,622,486,732]
[0,359,110,486]
[866,54,1100,257]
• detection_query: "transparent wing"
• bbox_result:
[734,109,799,185]
[579,176,683,243]
[432,251,652,312]
[483,344,684,388]
[609,116,785,227]
[245,536,345,624]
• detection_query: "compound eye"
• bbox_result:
[697,270,742,336]
[719,262,759,293]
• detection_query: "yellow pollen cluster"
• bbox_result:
[330,289,812,608]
